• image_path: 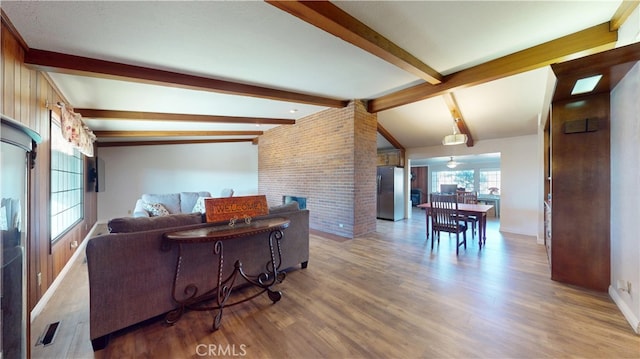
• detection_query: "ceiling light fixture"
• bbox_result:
[446,156,458,169]
[571,74,603,95]
[442,118,468,146]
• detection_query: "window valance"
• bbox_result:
[60,105,96,157]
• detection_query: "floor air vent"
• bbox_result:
[37,321,60,346]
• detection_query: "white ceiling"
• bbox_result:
[2,1,634,147]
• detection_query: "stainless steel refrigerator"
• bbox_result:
[376,166,404,221]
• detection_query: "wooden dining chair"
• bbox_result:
[430,193,467,255]
[458,191,479,239]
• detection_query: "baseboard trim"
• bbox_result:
[310,228,350,242]
[609,285,640,335]
[498,230,537,241]
[30,222,104,322]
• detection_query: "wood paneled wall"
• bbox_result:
[410,166,428,204]
[551,93,610,291]
[2,17,98,311]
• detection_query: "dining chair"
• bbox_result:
[457,191,479,239]
[430,193,467,255]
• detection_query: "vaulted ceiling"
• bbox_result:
[2,1,638,150]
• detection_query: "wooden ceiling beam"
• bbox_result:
[550,41,640,77]
[368,22,618,113]
[610,0,640,31]
[377,123,405,152]
[442,93,474,147]
[93,130,263,138]
[267,0,442,84]
[74,109,295,125]
[24,49,348,108]
[97,138,255,147]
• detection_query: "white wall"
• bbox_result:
[609,61,640,334]
[96,142,258,222]
[407,134,541,237]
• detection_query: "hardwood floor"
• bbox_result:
[31,209,639,358]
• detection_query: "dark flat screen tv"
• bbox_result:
[440,184,458,194]
[87,157,106,192]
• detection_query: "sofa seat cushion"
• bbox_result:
[108,213,204,233]
[141,193,181,214]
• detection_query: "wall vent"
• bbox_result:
[37,321,60,346]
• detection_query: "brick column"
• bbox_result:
[258,100,377,238]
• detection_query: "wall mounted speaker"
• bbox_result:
[564,118,599,134]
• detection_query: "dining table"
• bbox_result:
[417,202,494,248]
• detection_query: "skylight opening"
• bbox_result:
[571,74,603,95]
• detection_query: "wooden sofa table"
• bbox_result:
[162,217,290,331]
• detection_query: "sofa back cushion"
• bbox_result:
[180,191,211,213]
[108,213,203,233]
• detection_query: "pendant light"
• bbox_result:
[442,118,468,146]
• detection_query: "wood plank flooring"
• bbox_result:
[31,209,640,358]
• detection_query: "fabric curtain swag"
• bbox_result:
[60,105,96,157]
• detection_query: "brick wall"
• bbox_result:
[353,101,378,237]
[258,100,377,238]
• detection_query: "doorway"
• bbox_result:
[411,152,501,219]
[410,166,428,206]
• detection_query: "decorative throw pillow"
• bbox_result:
[142,202,170,217]
[192,196,212,214]
[141,193,180,214]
